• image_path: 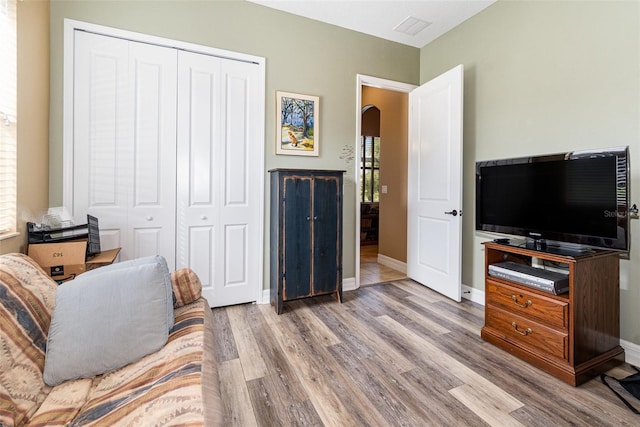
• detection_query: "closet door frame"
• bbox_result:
[62,19,267,303]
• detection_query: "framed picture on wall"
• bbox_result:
[276,91,319,156]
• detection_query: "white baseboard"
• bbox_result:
[260,288,270,304]
[377,254,407,273]
[621,339,640,366]
[343,277,357,292]
[462,283,485,305]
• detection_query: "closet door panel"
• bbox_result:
[217,60,262,306]
[224,73,249,206]
[176,51,221,300]
[188,226,215,287]
[225,224,247,285]
[73,31,129,250]
[133,227,163,259]
[127,42,177,268]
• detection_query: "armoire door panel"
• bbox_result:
[283,176,312,299]
[313,177,340,294]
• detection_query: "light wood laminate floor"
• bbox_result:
[360,244,406,285]
[213,279,638,426]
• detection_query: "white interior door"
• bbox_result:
[177,51,262,307]
[407,64,463,302]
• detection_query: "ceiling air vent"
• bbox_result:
[393,16,431,36]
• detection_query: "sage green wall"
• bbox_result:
[48,0,420,282]
[420,1,640,346]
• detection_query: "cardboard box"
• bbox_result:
[27,241,120,282]
[86,248,121,271]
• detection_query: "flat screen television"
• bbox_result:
[475,146,630,253]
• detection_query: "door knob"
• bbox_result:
[146,216,154,221]
[444,209,458,216]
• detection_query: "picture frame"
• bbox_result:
[276,91,319,156]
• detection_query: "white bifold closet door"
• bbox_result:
[73,32,177,269]
[71,30,261,306]
[176,51,262,306]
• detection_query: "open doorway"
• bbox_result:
[357,77,415,286]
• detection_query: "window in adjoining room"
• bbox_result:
[360,135,380,203]
[0,0,17,238]
[360,104,380,203]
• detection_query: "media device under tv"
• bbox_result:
[476,146,630,253]
[488,261,569,295]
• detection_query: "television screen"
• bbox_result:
[476,147,629,252]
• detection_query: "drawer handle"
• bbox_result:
[511,322,533,336]
[511,295,532,308]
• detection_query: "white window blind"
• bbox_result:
[0,0,17,237]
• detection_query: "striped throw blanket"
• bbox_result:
[0,253,221,426]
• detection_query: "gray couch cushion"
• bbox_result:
[43,256,173,387]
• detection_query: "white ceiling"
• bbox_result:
[247,0,496,48]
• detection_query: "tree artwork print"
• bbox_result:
[276,91,319,156]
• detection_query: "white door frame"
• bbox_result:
[354,75,417,288]
[63,19,267,303]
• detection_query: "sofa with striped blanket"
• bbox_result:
[0,253,222,426]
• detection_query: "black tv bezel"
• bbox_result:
[475,146,630,253]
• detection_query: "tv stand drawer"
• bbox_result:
[486,279,568,330]
[485,305,568,361]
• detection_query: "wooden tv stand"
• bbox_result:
[481,242,624,386]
